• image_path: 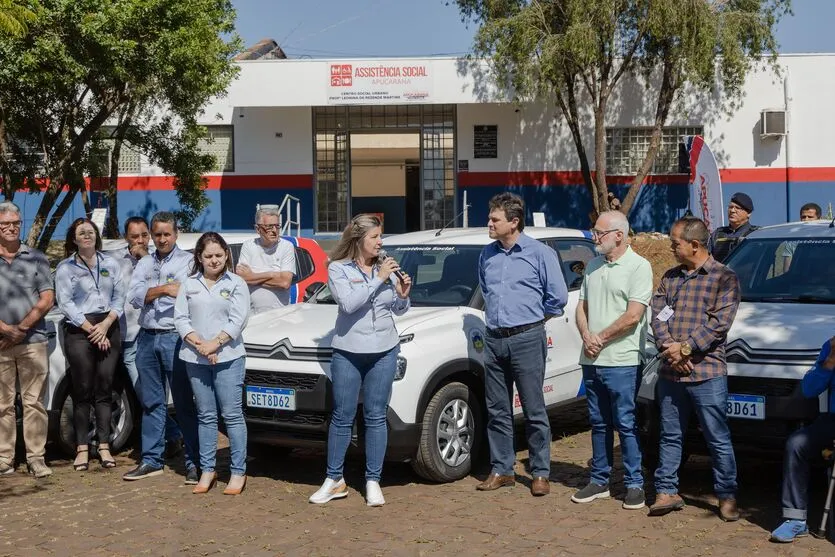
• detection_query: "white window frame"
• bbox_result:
[96,126,142,175]
[198,125,235,172]
[605,126,703,175]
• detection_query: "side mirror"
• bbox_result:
[303,282,325,302]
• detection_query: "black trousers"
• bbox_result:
[63,313,121,446]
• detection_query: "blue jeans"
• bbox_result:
[186,358,247,476]
[484,325,551,478]
[123,339,182,443]
[327,346,398,482]
[781,413,835,521]
[583,365,643,489]
[136,330,198,470]
[654,376,738,498]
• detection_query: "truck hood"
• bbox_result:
[242,304,463,348]
[727,302,833,351]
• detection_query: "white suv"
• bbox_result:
[240,227,597,482]
[637,220,834,462]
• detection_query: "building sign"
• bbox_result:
[473,125,498,158]
[327,61,433,105]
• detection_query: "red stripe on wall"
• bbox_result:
[88,174,313,192]
[719,167,835,183]
[457,171,688,187]
[456,167,835,187]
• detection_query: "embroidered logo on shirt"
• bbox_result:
[100,269,110,277]
[220,288,231,299]
[166,273,176,283]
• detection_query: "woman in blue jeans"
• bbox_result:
[174,232,250,495]
[309,214,411,507]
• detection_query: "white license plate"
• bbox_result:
[727,394,765,420]
[246,386,296,411]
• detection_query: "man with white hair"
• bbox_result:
[236,207,297,314]
[572,210,653,510]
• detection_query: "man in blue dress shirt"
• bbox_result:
[122,212,199,483]
[476,193,568,496]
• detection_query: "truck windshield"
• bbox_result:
[312,245,482,307]
[726,237,835,303]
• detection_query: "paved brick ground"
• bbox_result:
[1,402,832,556]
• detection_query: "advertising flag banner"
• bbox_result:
[327,60,433,105]
[686,135,725,230]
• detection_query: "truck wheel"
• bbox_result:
[411,382,482,483]
[57,382,137,456]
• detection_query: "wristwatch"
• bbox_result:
[680,342,692,357]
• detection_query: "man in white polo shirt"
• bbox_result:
[236,207,297,314]
[571,210,653,511]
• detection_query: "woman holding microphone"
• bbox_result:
[55,218,125,471]
[309,214,411,507]
[174,232,250,495]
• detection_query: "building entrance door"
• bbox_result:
[313,105,456,234]
[349,132,419,234]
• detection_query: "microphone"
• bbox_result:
[378,249,405,281]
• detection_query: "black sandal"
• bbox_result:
[73,448,89,472]
[98,446,116,469]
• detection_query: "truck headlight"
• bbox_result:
[395,355,407,381]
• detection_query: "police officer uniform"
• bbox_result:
[709,192,758,263]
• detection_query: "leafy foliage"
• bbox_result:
[0,0,240,247]
[0,0,36,37]
[456,0,790,220]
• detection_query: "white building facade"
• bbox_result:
[14,54,835,237]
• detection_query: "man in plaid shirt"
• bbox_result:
[648,217,742,521]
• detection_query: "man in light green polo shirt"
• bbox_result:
[571,210,653,511]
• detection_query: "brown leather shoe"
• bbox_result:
[648,493,685,516]
[718,497,740,522]
[530,476,550,496]
[476,473,515,491]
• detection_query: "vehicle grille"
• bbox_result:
[245,370,320,391]
[725,339,818,366]
[245,338,331,362]
[727,376,797,397]
[245,408,328,426]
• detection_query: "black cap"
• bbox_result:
[730,192,754,213]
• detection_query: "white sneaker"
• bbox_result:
[365,480,385,507]
[309,477,348,504]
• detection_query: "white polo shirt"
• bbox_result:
[238,237,297,313]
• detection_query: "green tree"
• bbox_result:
[456,0,790,218]
[0,0,240,248]
[0,0,36,37]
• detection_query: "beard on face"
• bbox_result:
[594,238,616,255]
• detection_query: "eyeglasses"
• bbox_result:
[256,224,280,231]
[0,220,22,229]
[589,228,619,240]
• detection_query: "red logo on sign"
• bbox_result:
[330,64,352,87]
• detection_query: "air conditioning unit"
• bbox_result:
[760,109,787,138]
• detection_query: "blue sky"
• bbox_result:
[232,0,833,58]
